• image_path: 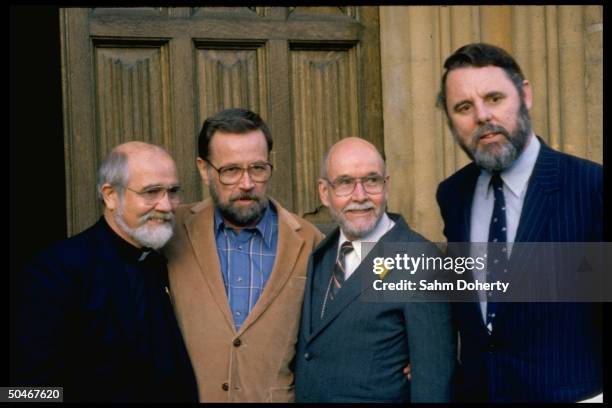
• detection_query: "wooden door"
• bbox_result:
[61,7,383,235]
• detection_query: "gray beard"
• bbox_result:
[328,200,386,240]
[452,102,532,172]
[209,182,269,227]
[114,205,175,249]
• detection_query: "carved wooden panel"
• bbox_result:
[94,42,172,158]
[191,7,263,18]
[61,7,381,235]
[194,43,268,141]
[288,7,358,19]
[290,46,359,216]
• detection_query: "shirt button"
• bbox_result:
[222,382,229,391]
[304,352,312,361]
[235,311,241,316]
[238,246,242,250]
[233,338,242,347]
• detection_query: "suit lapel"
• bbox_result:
[514,141,560,243]
[497,141,560,320]
[457,164,480,242]
[184,201,236,332]
[238,203,304,333]
[307,216,414,341]
[302,230,338,340]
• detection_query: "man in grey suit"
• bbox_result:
[294,137,455,402]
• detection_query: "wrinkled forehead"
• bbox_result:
[126,151,178,185]
[327,145,384,179]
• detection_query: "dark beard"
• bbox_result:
[209,183,268,227]
[452,101,532,172]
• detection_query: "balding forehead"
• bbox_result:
[113,141,168,157]
[329,138,383,163]
[327,138,385,178]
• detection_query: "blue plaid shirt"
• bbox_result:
[214,203,278,330]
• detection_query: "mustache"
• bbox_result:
[472,123,511,143]
[230,192,261,203]
[140,211,174,223]
[343,202,375,213]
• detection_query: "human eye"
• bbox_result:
[335,177,354,187]
[221,166,242,177]
[167,186,181,198]
[142,187,163,200]
[364,175,383,186]
[250,163,268,173]
[455,103,471,114]
[487,93,505,104]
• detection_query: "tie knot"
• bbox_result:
[489,172,503,190]
[340,240,354,256]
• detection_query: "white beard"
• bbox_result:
[114,205,174,250]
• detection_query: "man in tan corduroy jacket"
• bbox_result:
[165,109,323,402]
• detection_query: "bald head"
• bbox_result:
[97,141,175,201]
[321,137,385,180]
[98,141,179,249]
[318,137,389,241]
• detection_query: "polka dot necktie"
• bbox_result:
[486,172,508,329]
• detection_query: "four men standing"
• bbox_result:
[13,43,603,403]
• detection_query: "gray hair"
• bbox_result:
[97,150,129,202]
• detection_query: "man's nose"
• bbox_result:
[238,170,255,190]
[474,101,492,124]
[351,180,368,202]
[154,190,174,212]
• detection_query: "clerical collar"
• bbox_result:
[99,217,156,262]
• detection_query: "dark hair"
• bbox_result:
[198,108,273,161]
[437,43,526,115]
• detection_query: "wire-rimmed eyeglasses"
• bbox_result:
[324,174,386,197]
[123,184,181,204]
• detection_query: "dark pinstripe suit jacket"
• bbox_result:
[294,213,456,402]
[436,138,603,402]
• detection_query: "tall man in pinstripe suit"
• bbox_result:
[436,43,603,402]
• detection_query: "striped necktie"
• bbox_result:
[321,240,354,318]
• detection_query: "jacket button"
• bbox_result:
[304,352,311,360]
[233,338,242,347]
[222,382,229,391]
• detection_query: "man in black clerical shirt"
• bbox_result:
[12,141,198,402]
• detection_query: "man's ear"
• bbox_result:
[521,79,533,110]
[318,179,330,208]
[101,183,119,211]
[196,157,210,187]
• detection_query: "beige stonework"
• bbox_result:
[380,5,602,242]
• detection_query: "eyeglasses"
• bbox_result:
[205,160,273,185]
[324,174,386,197]
[123,184,181,204]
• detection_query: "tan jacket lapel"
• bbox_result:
[184,199,236,332]
[238,198,305,334]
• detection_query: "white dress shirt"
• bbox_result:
[470,134,540,323]
[338,212,395,280]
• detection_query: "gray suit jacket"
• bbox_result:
[294,213,455,402]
